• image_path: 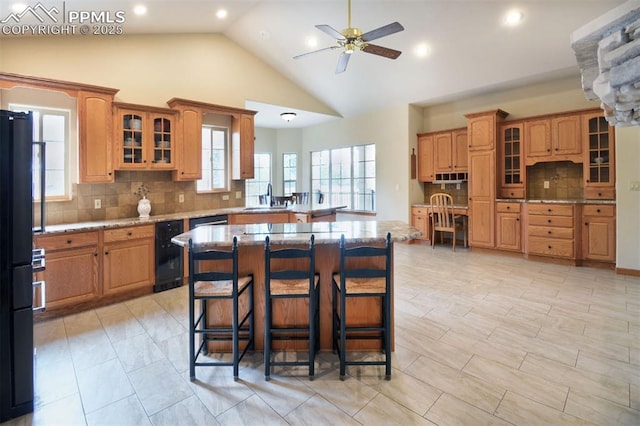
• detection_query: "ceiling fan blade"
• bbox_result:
[315,24,346,40]
[293,46,338,60]
[361,21,404,42]
[362,44,402,59]
[335,52,351,74]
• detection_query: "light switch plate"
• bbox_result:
[178,193,184,203]
[94,199,101,209]
[544,180,550,189]
[222,194,230,201]
[235,191,242,199]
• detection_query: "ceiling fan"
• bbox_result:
[294,0,404,74]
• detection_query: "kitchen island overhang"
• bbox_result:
[172,221,421,351]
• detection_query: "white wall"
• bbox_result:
[615,126,640,271]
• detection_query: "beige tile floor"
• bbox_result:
[3,243,640,425]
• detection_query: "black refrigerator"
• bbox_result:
[0,110,35,422]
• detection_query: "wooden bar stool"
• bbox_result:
[332,232,392,380]
[264,235,319,380]
[188,237,254,381]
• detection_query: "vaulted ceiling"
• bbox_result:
[2,1,624,128]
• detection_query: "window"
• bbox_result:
[197,125,228,192]
[282,153,297,196]
[245,153,271,206]
[10,105,70,201]
[311,144,376,211]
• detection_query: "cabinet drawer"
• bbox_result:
[498,188,525,199]
[35,231,99,251]
[496,202,521,213]
[527,204,573,216]
[104,224,154,243]
[583,205,615,217]
[528,215,574,228]
[412,207,429,216]
[527,225,573,239]
[528,237,574,258]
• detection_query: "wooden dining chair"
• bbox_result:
[291,192,310,204]
[429,193,467,251]
[272,196,292,206]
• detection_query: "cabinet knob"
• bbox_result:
[516,218,520,221]
[547,149,551,152]
[548,230,552,234]
[94,252,98,257]
[547,208,552,212]
[585,222,589,226]
[181,172,185,175]
[105,251,109,255]
[598,193,602,197]
[596,209,601,213]
[506,206,510,210]
[555,148,558,151]
[127,232,132,236]
[547,219,552,223]
[548,245,552,249]
[586,179,590,183]
[67,240,72,244]
[108,172,112,176]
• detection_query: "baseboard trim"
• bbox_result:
[616,267,640,277]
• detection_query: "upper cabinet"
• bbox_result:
[78,91,116,183]
[417,133,435,182]
[498,123,525,199]
[465,110,508,151]
[167,99,203,181]
[417,128,467,182]
[583,112,615,200]
[113,103,177,170]
[232,113,255,180]
[525,113,582,165]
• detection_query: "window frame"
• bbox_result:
[197,124,230,193]
[311,143,376,212]
[245,153,271,207]
[282,152,297,196]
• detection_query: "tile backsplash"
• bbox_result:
[37,171,245,226]
[526,161,583,200]
[423,182,468,205]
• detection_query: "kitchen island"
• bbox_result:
[171,220,421,351]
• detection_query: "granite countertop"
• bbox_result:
[38,204,347,235]
[171,220,422,249]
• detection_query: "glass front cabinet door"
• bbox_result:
[583,112,615,200]
[115,104,176,170]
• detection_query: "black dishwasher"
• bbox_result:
[155,220,184,292]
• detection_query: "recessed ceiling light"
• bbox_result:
[414,43,431,58]
[504,10,523,26]
[307,37,318,48]
[133,5,147,16]
[216,9,228,19]
[11,3,27,13]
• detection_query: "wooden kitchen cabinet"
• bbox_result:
[78,91,115,183]
[581,204,616,262]
[468,150,496,248]
[525,113,582,165]
[433,128,468,174]
[417,133,435,182]
[496,202,522,251]
[526,203,577,259]
[33,231,100,310]
[291,211,337,223]
[167,100,202,181]
[231,113,256,180]
[113,103,177,170]
[498,123,525,199]
[465,110,508,151]
[411,206,430,241]
[229,212,290,225]
[103,225,155,296]
[583,112,615,200]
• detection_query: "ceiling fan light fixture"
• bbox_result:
[280,112,297,122]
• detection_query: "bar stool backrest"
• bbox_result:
[337,232,392,288]
[189,237,239,291]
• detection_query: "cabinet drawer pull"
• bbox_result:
[547,219,552,223]
[547,208,552,212]
[596,209,600,213]
[67,240,72,244]
[548,230,552,235]
[128,232,133,236]
[506,206,510,210]
[548,245,552,249]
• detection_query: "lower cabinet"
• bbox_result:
[291,212,337,223]
[496,202,522,252]
[411,206,430,240]
[229,212,291,225]
[103,225,155,295]
[526,204,576,259]
[34,231,100,310]
[581,204,616,262]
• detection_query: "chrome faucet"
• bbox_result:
[266,183,273,206]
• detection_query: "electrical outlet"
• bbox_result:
[543,180,550,189]
[235,191,242,199]
[456,183,461,190]
[222,194,230,201]
[630,181,640,191]
[94,199,101,209]
[178,193,184,203]
[440,183,445,190]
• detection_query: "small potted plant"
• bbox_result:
[134,184,151,218]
